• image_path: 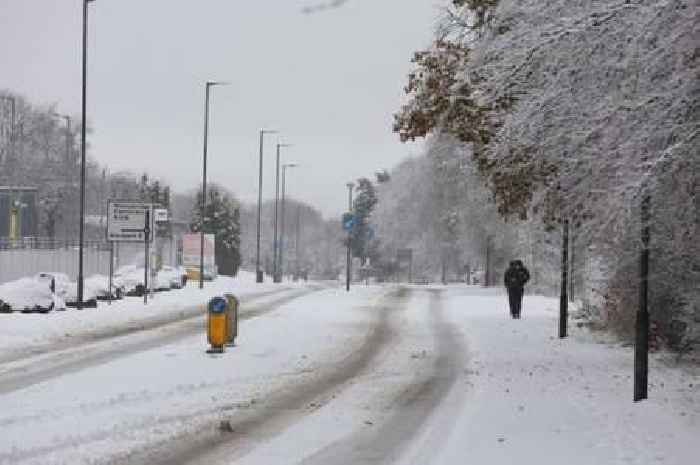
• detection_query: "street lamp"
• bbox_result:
[77,0,96,309]
[199,80,229,289]
[279,162,298,280]
[256,129,278,283]
[273,142,292,283]
[346,182,354,292]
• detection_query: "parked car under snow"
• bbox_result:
[157,266,187,290]
[37,272,98,308]
[0,275,65,313]
[114,266,147,297]
[85,274,124,301]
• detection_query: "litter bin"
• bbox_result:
[224,293,239,346]
[207,296,228,353]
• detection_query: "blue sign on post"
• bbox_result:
[342,212,355,232]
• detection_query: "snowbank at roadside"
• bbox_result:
[0,271,300,355]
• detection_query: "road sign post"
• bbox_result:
[144,209,150,305]
[107,201,154,305]
[342,208,355,292]
[108,241,114,305]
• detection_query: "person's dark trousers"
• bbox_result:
[515,287,524,318]
[507,287,520,318]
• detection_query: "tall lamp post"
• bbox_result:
[256,129,277,283]
[199,81,229,289]
[279,162,298,281]
[273,142,292,283]
[346,182,354,292]
[78,0,95,309]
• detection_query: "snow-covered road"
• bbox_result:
[0,284,697,465]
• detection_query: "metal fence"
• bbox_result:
[0,239,110,284]
[0,237,180,284]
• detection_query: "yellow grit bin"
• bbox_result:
[207,296,228,353]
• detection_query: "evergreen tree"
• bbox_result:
[350,177,378,264]
[190,185,241,276]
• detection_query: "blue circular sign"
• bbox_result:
[208,296,227,314]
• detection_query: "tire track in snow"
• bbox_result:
[298,288,466,465]
[0,287,320,396]
[110,288,413,465]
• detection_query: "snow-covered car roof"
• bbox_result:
[0,277,55,310]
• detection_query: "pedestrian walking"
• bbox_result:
[504,259,530,319]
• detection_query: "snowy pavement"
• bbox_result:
[0,285,697,465]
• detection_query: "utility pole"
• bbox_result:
[559,219,569,338]
[346,182,354,292]
[198,81,228,289]
[634,190,651,401]
[256,129,277,283]
[78,0,95,309]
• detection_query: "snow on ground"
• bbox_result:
[0,284,697,465]
[405,287,700,465]
[218,288,439,465]
[0,271,296,354]
[0,286,388,465]
[191,286,700,465]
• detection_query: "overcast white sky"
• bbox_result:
[0,0,438,217]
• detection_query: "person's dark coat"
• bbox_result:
[504,262,530,289]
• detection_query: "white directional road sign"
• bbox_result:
[107,201,154,242]
[154,208,169,223]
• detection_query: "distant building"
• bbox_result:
[0,186,38,239]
